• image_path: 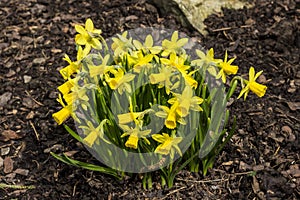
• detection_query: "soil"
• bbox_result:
[0,0,299,199]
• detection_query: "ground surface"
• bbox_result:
[0,0,299,199]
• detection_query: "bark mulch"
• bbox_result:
[0,0,299,199]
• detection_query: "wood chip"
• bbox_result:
[0,130,25,142]
[4,156,14,173]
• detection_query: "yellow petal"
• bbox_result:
[85,18,94,32]
[75,25,87,35]
[52,107,71,125]
[149,73,166,84]
[75,34,88,46]
[118,112,143,124]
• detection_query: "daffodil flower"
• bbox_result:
[75,18,102,52]
[149,66,179,95]
[105,67,135,94]
[238,67,267,100]
[216,51,239,83]
[162,31,188,56]
[133,51,154,73]
[168,86,203,117]
[120,123,151,149]
[111,31,135,57]
[57,78,75,95]
[89,54,113,78]
[52,94,72,125]
[63,83,96,111]
[80,119,111,147]
[152,133,182,159]
[156,101,186,129]
[181,70,198,89]
[133,35,162,61]
[118,98,153,125]
[160,53,190,73]
[192,48,222,67]
[60,46,89,80]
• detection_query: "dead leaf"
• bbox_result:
[14,168,29,176]
[4,156,14,173]
[0,130,25,142]
[252,176,260,194]
[64,150,78,157]
[286,102,300,111]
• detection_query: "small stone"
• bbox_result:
[33,57,46,64]
[23,75,32,83]
[281,125,292,134]
[26,111,35,119]
[0,92,12,107]
[257,74,267,84]
[1,147,10,156]
[5,69,16,77]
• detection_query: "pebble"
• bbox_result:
[1,147,10,156]
[0,92,12,107]
[23,75,32,83]
[33,57,46,64]
[281,125,292,134]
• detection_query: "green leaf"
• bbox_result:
[63,124,83,143]
[50,152,122,180]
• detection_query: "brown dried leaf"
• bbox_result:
[0,130,25,142]
[14,168,29,176]
[286,102,300,111]
[4,156,14,173]
[252,176,260,194]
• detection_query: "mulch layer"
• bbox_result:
[0,0,299,199]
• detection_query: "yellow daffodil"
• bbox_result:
[238,67,267,100]
[156,101,186,129]
[118,98,153,125]
[80,119,111,147]
[168,86,203,117]
[89,54,113,78]
[160,53,190,73]
[105,67,135,94]
[181,70,198,89]
[216,51,239,83]
[192,48,222,67]
[162,31,188,56]
[111,31,135,57]
[52,94,72,125]
[120,124,151,149]
[133,34,162,62]
[75,18,102,52]
[60,46,89,80]
[152,133,182,159]
[133,51,154,73]
[57,78,75,95]
[149,66,179,95]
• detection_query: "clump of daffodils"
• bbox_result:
[52,19,267,188]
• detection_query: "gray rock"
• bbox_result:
[151,0,252,35]
[0,92,12,107]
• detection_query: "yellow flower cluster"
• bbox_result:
[52,19,267,159]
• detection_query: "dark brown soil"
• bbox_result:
[0,0,299,199]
